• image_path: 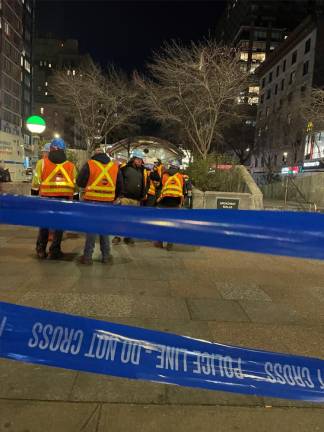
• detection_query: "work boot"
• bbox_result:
[36,249,47,259]
[124,237,135,245]
[166,243,173,251]
[77,255,93,265]
[48,250,64,260]
[112,236,121,245]
[153,241,163,249]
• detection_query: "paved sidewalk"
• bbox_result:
[0,225,324,431]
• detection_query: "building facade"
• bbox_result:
[252,15,324,181]
[33,38,90,150]
[215,1,323,106]
[0,0,34,181]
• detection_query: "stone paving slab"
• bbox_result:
[217,282,272,302]
[239,301,301,324]
[19,292,134,317]
[207,322,290,353]
[0,359,76,401]
[166,386,263,406]
[70,373,166,404]
[0,401,100,432]
[187,298,250,322]
[98,404,324,432]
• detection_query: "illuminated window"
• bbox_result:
[72,69,76,76]
[45,81,48,86]
[40,107,44,114]
[48,63,52,68]
[67,70,71,75]
[250,64,258,73]
[45,91,48,96]
[248,96,259,105]
[21,56,24,66]
[240,52,248,61]
[24,59,30,73]
[4,21,9,35]
[249,86,259,94]
[252,52,266,62]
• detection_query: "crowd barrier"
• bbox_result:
[1,193,324,402]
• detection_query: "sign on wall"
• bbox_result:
[216,198,240,209]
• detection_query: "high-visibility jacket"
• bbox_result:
[143,169,156,197]
[39,158,76,197]
[155,164,163,178]
[83,159,119,202]
[158,172,184,201]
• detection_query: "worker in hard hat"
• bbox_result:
[77,145,123,265]
[154,159,186,250]
[143,157,161,207]
[112,148,148,245]
[32,137,77,260]
[31,143,51,195]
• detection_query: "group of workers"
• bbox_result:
[31,138,192,264]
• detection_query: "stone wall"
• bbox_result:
[0,182,31,195]
[192,166,263,210]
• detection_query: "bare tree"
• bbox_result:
[136,41,249,159]
[52,60,139,154]
[301,87,324,131]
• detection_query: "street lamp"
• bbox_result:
[53,133,60,139]
[26,116,46,166]
[26,115,46,134]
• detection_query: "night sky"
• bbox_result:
[36,0,226,72]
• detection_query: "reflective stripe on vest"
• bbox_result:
[40,159,75,197]
[159,173,183,200]
[84,160,118,202]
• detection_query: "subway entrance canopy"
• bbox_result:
[108,136,184,164]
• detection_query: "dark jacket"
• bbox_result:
[120,161,148,200]
[76,153,123,199]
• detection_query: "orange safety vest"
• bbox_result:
[158,172,184,201]
[40,158,75,197]
[83,159,119,202]
[144,169,156,197]
[156,164,163,178]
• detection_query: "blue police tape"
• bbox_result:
[1,301,324,402]
[1,194,324,260]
